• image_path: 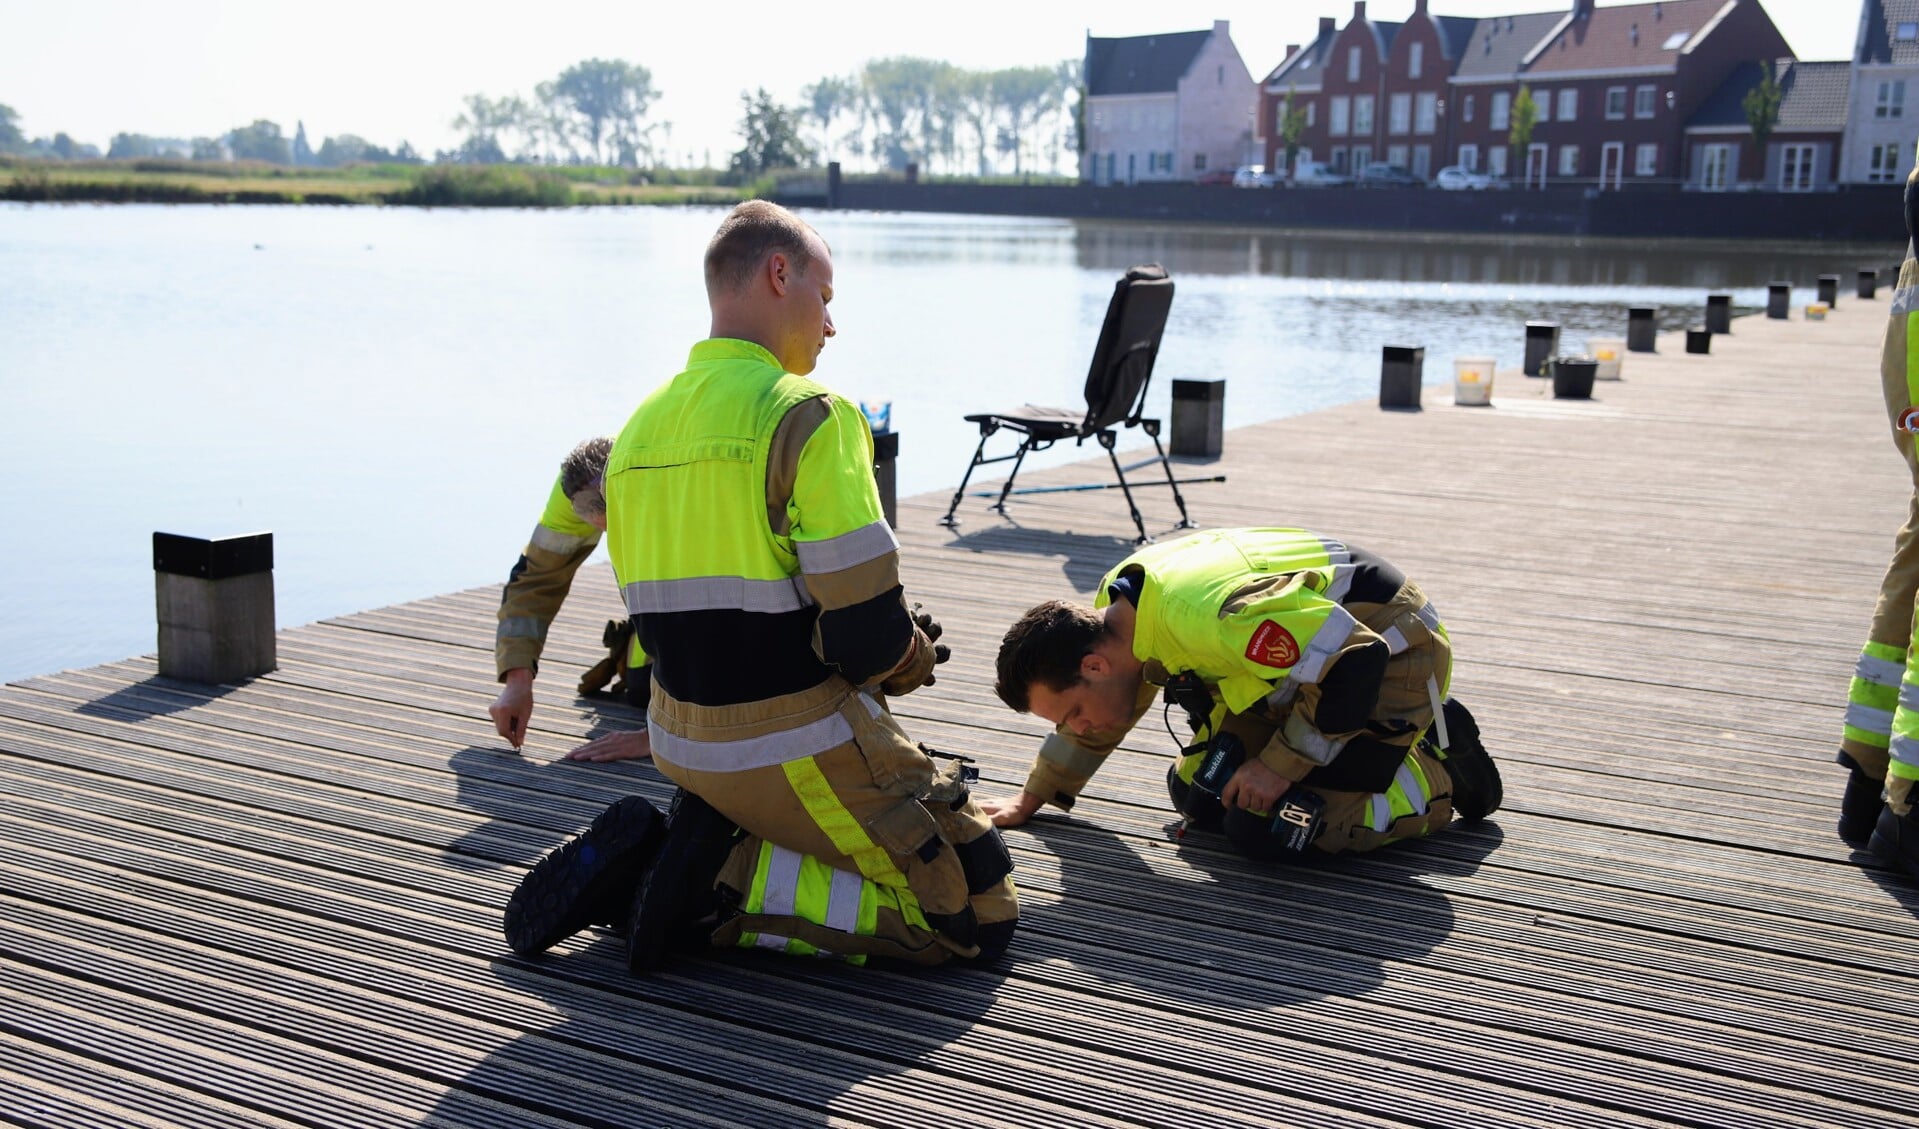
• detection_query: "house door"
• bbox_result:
[1127,152,1136,185]
[1600,142,1624,190]
[1526,143,1549,189]
[1701,144,1733,191]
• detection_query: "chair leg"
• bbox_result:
[1100,432,1151,544]
[941,432,994,528]
[991,438,1037,515]
[1146,423,1195,530]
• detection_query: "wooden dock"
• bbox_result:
[5,292,1918,1128]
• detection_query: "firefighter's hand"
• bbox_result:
[563,729,653,763]
[880,616,949,696]
[980,789,1045,828]
[490,668,535,750]
[1221,759,1289,813]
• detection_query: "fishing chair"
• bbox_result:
[939,263,1220,544]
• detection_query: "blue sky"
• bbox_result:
[0,0,1851,162]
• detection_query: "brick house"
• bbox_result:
[1082,20,1258,185]
[1842,0,1919,183]
[1258,0,1795,188]
[1685,59,1850,190]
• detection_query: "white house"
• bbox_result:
[1082,20,1258,184]
[1843,0,1919,182]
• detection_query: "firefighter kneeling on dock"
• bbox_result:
[983,527,1503,859]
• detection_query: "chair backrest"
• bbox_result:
[1079,264,1175,433]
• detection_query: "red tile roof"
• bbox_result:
[1524,0,1730,74]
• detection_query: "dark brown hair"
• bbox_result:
[994,600,1105,712]
[704,200,819,296]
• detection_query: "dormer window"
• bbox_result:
[1900,21,1919,40]
[1662,30,1688,49]
[1410,42,1424,78]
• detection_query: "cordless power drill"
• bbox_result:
[1189,731,1327,853]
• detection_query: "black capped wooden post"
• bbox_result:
[1767,283,1790,319]
[1705,293,1732,334]
[1859,269,1879,299]
[1523,321,1560,376]
[1685,326,1712,354]
[1818,274,1840,305]
[1170,379,1226,457]
[871,430,899,530]
[153,531,276,684]
[1627,306,1657,352]
[1379,345,1424,409]
[827,161,842,210]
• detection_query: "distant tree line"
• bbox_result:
[796,58,1080,176]
[0,101,419,167]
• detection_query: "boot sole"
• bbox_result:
[1439,700,1503,821]
[505,795,663,955]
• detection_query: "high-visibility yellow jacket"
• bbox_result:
[1026,527,1434,807]
[495,475,603,678]
[604,338,911,711]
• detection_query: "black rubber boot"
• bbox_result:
[1434,699,1503,821]
[505,795,664,955]
[1869,802,1919,879]
[626,788,742,973]
[1839,766,1884,847]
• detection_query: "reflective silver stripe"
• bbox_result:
[529,524,596,554]
[497,616,548,640]
[648,693,878,773]
[825,865,863,934]
[1859,653,1907,687]
[1414,601,1441,631]
[1903,683,1919,714]
[1368,793,1393,832]
[1323,564,1355,604]
[1263,681,1299,711]
[1381,626,1409,655]
[1395,762,1430,816]
[761,843,803,915]
[622,575,812,615]
[1428,676,1449,749]
[1896,283,1919,316]
[1848,702,1895,737]
[795,521,898,574]
[1893,733,1919,769]
[1289,606,1361,684]
[1282,710,1346,766]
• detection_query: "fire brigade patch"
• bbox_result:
[1246,620,1300,668]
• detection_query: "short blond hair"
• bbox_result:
[704,200,821,295]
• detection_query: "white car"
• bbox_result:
[1435,165,1494,191]
[1291,160,1351,187]
[1232,164,1279,188]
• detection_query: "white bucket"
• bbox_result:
[1453,357,1495,406]
[1587,337,1625,380]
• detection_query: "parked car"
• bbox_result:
[1232,164,1280,188]
[1194,168,1235,186]
[1357,162,1426,188]
[1290,160,1351,188]
[1434,165,1493,191]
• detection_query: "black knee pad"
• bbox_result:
[1167,762,1224,831]
[1221,806,1320,862]
[924,905,978,949]
[952,827,1014,894]
[623,664,653,710]
[969,917,1018,962]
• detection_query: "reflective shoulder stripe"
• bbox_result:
[795,520,899,575]
[622,575,812,615]
[1324,564,1355,604]
[1289,605,1361,684]
[497,616,548,640]
[648,693,880,773]
[1848,702,1895,737]
[530,523,597,555]
[1857,652,1907,688]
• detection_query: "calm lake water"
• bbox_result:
[1,202,1894,683]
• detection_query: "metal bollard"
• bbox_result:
[154,531,276,684]
[1627,306,1657,352]
[1818,274,1840,305]
[1705,294,1731,334]
[1685,327,1712,354]
[1859,269,1878,300]
[871,430,899,530]
[1523,321,1560,376]
[1767,283,1790,319]
[1170,379,1226,457]
[1379,345,1424,409]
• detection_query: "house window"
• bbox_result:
[1537,90,1552,123]
[1901,21,1919,40]
[1779,143,1816,191]
[1558,145,1579,176]
[1557,89,1578,121]
[1348,46,1362,81]
[1635,85,1657,118]
[1700,143,1734,190]
[1488,147,1508,176]
[1330,96,1351,136]
[1870,141,1907,183]
[1330,145,1348,172]
[1307,102,1317,128]
[1352,145,1373,169]
[1634,142,1658,176]
[1416,92,1437,135]
[1387,144,1409,167]
[1606,87,1627,119]
[1458,143,1479,171]
[1464,94,1476,123]
[1879,81,1907,120]
[1410,42,1424,79]
[1354,95,1375,134]
[1412,145,1432,177]
[1194,152,1207,172]
[1389,93,1411,135]
[1491,91,1511,130]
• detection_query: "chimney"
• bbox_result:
[1319,16,1336,37]
[1353,2,1367,22]
[1572,0,1595,19]
[1414,0,1428,13]
[1284,43,1300,61]
[1655,2,1664,19]
[1630,22,1639,46]
[1214,19,1229,35]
